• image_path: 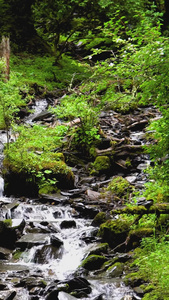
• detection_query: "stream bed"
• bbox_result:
[0,100,160,300]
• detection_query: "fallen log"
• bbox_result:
[111,203,169,215]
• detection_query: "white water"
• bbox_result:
[0,176,4,197]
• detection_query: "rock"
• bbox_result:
[91,156,111,175]
[80,255,107,271]
[60,220,76,229]
[0,247,12,260]
[0,281,8,290]
[16,233,49,250]
[58,292,77,300]
[72,202,99,218]
[87,243,109,256]
[4,291,16,300]
[86,189,101,201]
[39,193,69,205]
[32,110,53,122]
[64,276,91,292]
[19,276,46,290]
[106,262,124,277]
[0,219,25,249]
[50,235,63,247]
[34,244,63,263]
[45,289,59,300]
[98,219,130,249]
[91,212,108,226]
[133,286,144,297]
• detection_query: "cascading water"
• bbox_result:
[0,101,160,300]
[0,176,4,198]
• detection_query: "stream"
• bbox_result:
[0,99,160,300]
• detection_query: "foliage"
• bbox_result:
[0,59,26,143]
[134,237,169,299]
[3,124,74,191]
[11,54,91,91]
[52,93,100,154]
[32,0,107,57]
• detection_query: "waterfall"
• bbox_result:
[0,176,4,197]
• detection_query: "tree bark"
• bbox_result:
[163,0,169,30]
[0,36,10,81]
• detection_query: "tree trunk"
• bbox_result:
[163,0,169,30]
[0,36,10,81]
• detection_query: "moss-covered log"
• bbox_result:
[111,203,169,215]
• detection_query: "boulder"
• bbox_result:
[80,255,107,271]
[16,233,49,250]
[98,219,130,249]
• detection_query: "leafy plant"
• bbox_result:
[0,59,26,144]
[134,237,169,299]
[52,93,100,154]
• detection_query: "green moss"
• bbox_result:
[91,156,111,175]
[99,219,130,236]
[106,262,124,277]
[106,176,132,197]
[38,183,59,195]
[13,250,23,260]
[80,254,107,271]
[92,212,108,226]
[124,272,145,286]
[88,243,109,256]
[3,219,12,227]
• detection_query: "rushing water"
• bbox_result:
[0,197,133,300]
[0,100,158,299]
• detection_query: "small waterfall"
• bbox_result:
[0,176,4,197]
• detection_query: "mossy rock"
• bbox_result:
[106,176,132,198]
[98,219,130,248]
[91,156,111,175]
[106,262,124,278]
[80,254,107,271]
[3,158,74,197]
[124,272,145,287]
[91,212,108,226]
[127,228,154,249]
[87,243,109,256]
[0,219,25,249]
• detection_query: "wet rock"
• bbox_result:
[60,220,76,229]
[133,286,144,297]
[87,243,109,256]
[64,276,91,292]
[80,228,99,244]
[0,219,25,249]
[19,276,46,290]
[0,247,12,260]
[45,289,59,300]
[86,189,101,201]
[98,219,130,249]
[39,193,69,205]
[50,235,63,247]
[58,292,77,300]
[93,295,105,300]
[81,255,107,271]
[4,291,16,300]
[16,233,49,250]
[34,244,63,263]
[0,281,7,290]
[106,262,124,277]
[32,110,53,122]
[91,212,109,226]
[72,202,99,218]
